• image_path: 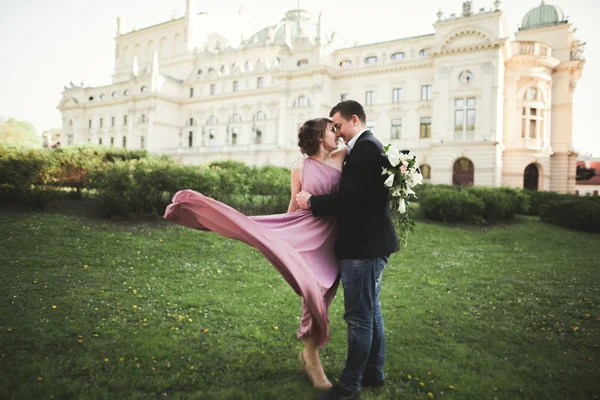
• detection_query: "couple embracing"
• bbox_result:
[164,100,399,399]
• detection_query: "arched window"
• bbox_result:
[207,115,218,125]
[364,56,378,64]
[111,91,118,98]
[255,111,266,121]
[230,114,242,123]
[123,89,130,96]
[521,88,545,144]
[99,94,105,100]
[419,49,428,56]
[452,158,474,186]
[339,60,352,68]
[297,59,309,67]
[140,114,147,124]
[391,52,405,60]
[141,86,148,92]
[295,96,311,107]
[419,164,431,180]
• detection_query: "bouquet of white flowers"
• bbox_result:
[381,144,423,245]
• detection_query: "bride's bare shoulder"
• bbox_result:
[291,158,305,170]
[331,144,348,159]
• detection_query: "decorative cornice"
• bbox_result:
[507,55,560,69]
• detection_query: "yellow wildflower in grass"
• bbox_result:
[133,290,137,295]
[427,392,434,398]
[7,328,12,332]
[204,329,209,333]
[167,363,172,369]
[84,265,88,269]
[44,286,48,289]
[407,374,412,380]
[190,366,195,370]
[34,280,37,284]
[449,385,455,390]
[420,382,425,387]
[104,358,109,363]
[273,325,279,330]
[78,339,83,343]
[50,395,54,399]
[119,357,125,362]
[37,377,42,381]
[52,305,57,309]
[133,305,137,309]
[136,363,140,368]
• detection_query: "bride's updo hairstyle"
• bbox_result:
[298,118,332,156]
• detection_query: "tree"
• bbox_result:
[0,118,40,148]
[576,165,596,181]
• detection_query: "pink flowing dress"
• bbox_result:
[163,158,341,347]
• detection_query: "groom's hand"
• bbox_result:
[296,191,313,210]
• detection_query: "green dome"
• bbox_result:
[521,1,567,30]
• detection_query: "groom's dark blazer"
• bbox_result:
[310,130,399,259]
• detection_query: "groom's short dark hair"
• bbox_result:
[329,100,366,124]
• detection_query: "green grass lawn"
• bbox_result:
[0,208,598,400]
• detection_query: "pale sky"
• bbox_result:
[0,0,598,155]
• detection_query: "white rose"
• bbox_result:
[385,146,402,167]
[384,173,395,188]
[398,198,406,214]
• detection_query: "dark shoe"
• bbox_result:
[361,374,384,389]
[316,385,360,400]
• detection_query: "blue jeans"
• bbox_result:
[339,256,388,392]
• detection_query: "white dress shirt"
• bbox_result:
[347,128,368,155]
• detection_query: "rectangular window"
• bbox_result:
[99,138,103,145]
[190,87,194,98]
[111,116,115,127]
[188,131,193,147]
[124,115,128,125]
[392,88,402,103]
[420,117,431,138]
[67,134,74,145]
[466,109,476,131]
[209,129,215,146]
[110,137,114,147]
[140,136,145,149]
[341,93,348,101]
[256,129,262,144]
[257,77,264,88]
[455,110,464,132]
[88,119,92,129]
[122,136,127,148]
[455,97,476,139]
[421,85,432,100]
[100,118,103,128]
[365,91,374,105]
[210,84,215,95]
[391,119,402,139]
[232,127,239,145]
[233,81,239,92]
[189,118,194,126]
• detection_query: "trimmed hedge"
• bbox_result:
[541,197,600,233]
[419,188,486,224]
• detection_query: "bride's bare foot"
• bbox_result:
[299,350,333,390]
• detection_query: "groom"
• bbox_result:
[297,100,399,399]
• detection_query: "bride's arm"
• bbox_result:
[287,159,303,213]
